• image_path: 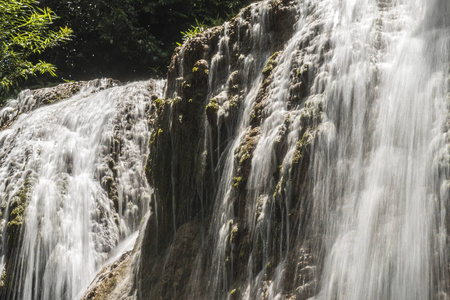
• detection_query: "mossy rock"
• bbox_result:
[233,176,246,191]
[292,131,312,165]
[192,59,210,81]
[205,98,219,124]
[7,175,34,229]
[262,52,280,77]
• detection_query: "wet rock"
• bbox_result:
[80,252,134,300]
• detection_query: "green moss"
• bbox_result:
[230,225,238,243]
[149,127,164,145]
[7,176,33,228]
[205,98,219,123]
[144,159,152,182]
[173,96,182,104]
[233,176,243,190]
[232,128,260,194]
[262,51,279,76]
[239,152,251,165]
[154,98,164,108]
[149,131,157,144]
[10,205,24,219]
[250,112,257,124]
[105,176,114,187]
[273,181,281,198]
[292,132,311,164]
[292,150,302,164]
[7,214,23,227]
[296,64,309,78]
[235,131,258,167]
[229,95,238,110]
[230,289,237,295]
[284,114,291,126]
[113,213,120,225]
[238,241,249,259]
[192,67,199,72]
[205,98,219,112]
[239,249,245,258]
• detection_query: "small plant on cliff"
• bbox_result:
[0,0,72,104]
[177,19,207,46]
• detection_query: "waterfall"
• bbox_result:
[0,79,165,299]
[156,0,448,298]
[312,0,449,299]
[0,0,448,299]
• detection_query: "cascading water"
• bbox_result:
[0,0,447,299]
[311,0,449,299]
[0,79,164,299]
[156,0,448,298]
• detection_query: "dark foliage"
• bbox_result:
[38,0,252,81]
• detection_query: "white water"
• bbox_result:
[177,0,449,298]
[311,0,449,299]
[0,79,164,299]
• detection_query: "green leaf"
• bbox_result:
[0,0,72,104]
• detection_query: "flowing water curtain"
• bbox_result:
[0,80,164,299]
[310,0,450,299]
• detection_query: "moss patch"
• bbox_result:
[233,176,244,190]
[205,98,219,124]
[262,52,280,76]
[7,176,33,228]
[292,131,312,165]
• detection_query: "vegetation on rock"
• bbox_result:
[261,51,279,76]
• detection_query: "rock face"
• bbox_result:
[138,0,327,298]
[82,251,134,300]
